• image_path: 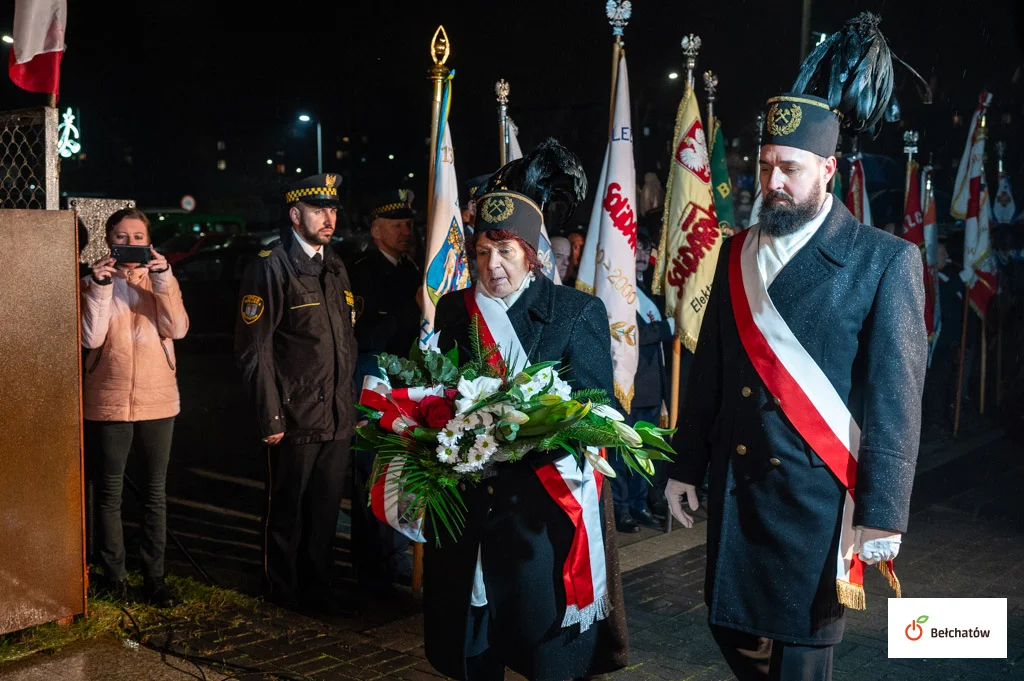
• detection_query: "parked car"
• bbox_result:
[148,212,248,264]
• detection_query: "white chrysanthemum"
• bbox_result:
[437,418,465,446]
[435,442,460,464]
[465,410,495,429]
[453,430,499,473]
[550,375,573,401]
[473,430,498,457]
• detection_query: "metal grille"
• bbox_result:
[0,107,59,210]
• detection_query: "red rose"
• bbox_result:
[417,395,456,428]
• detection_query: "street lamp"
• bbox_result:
[297,114,322,174]
[2,35,13,44]
[668,72,679,80]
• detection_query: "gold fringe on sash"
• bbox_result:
[614,381,635,414]
[836,579,866,610]
[878,561,903,598]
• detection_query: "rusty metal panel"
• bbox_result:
[0,209,86,635]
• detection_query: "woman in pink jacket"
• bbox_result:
[81,208,189,607]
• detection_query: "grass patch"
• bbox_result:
[0,574,260,665]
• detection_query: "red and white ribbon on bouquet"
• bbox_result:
[360,375,440,543]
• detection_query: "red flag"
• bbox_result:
[845,156,873,225]
[951,93,997,320]
[900,164,936,337]
[7,0,67,96]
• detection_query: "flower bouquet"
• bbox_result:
[356,322,675,544]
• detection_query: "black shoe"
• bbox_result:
[615,514,640,533]
[143,577,177,609]
[632,508,662,529]
[649,501,669,521]
[106,578,131,605]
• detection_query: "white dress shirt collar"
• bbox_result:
[292,228,323,259]
[755,193,833,288]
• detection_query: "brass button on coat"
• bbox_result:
[486,485,494,495]
[769,457,782,467]
[459,482,466,492]
[736,444,748,455]
[773,396,782,406]
[741,386,752,397]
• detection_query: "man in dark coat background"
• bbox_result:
[348,190,422,595]
[665,94,927,681]
[234,173,358,617]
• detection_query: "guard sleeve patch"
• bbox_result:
[241,294,265,324]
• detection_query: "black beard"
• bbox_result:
[759,189,823,237]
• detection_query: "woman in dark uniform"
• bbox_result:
[424,190,628,681]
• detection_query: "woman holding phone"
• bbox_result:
[81,207,189,607]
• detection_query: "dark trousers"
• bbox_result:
[352,448,412,590]
[264,438,350,604]
[610,406,659,517]
[87,417,175,582]
[711,625,834,681]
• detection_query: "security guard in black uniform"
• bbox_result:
[348,190,422,595]
[234,173,358,616]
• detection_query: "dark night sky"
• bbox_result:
[2,0,1023,218]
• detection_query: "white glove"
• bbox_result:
[855,526,902,565]
[665,478,699,528]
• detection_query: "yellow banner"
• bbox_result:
[653,86,722,352]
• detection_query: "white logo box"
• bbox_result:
[888,598,1007,659]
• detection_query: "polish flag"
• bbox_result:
[8,0,67,96]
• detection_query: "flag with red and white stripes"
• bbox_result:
[8,0,66,96]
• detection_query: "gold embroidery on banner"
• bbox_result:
[480,196,514,223]
[767,103,802,136]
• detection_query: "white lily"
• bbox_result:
[611,420,643,447]
[593,403,625,422]
[455,375,503,414]
[584,446,616,478]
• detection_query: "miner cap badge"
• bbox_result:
[285,173,342,206]
[475,190,543,251]
[761,93,840,159]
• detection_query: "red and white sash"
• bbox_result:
[728,230,900,610]
[466,285,611,631]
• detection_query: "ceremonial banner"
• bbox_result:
[900,163,936,341]
[922,167,941,352]
[845,155,873,225]
[508,119,561,283]
[576,55,639,411]
[652,84,721,352]
[8,0,66,96]
[420,80,472,348]
[709,120,735,231]
[994,170,1016,225]
[952,93,997,320]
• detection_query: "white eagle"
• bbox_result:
[678,126,710,177]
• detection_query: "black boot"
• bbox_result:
[143,577,177,609]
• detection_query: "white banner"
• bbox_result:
[575,55,638,411]
[420,114,472,348]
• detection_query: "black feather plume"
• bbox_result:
[477,138,588,231]
[792,12,931,136]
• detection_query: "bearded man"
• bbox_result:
[664,93,927,680]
